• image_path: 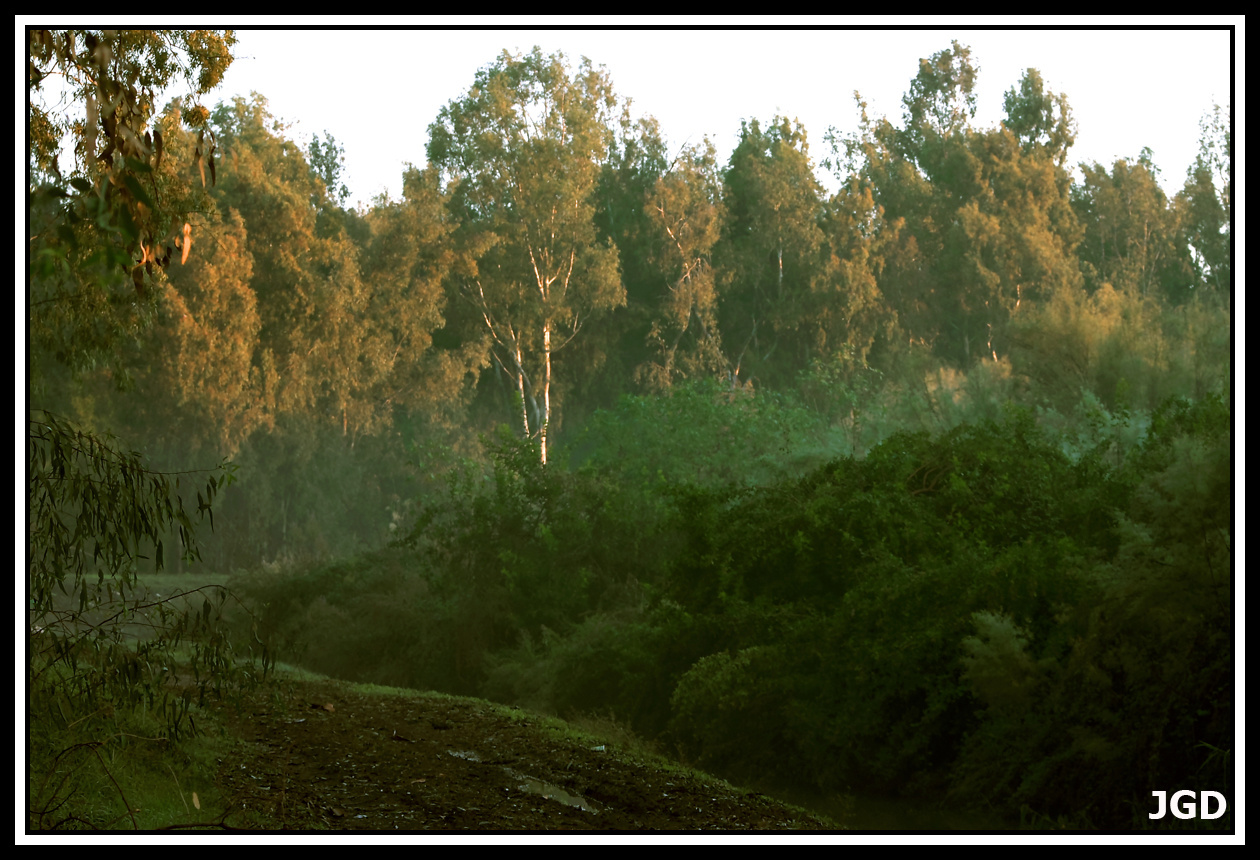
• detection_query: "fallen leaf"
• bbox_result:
[192,792,200,810]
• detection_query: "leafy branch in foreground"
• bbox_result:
[28,410,233,617]
[27,410,273,830]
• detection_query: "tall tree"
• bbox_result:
[715,116,828,387]
[358,165,489,429]
[838,43,985,364]
[945,125,1084,360]
[1002,68,1076,167]
[1073,152,1192,302]
[840,50,1084,365]
[548,108,669,414]
[637,139,728,391]
[427,48,625,464]
[83,102,274,462]
[835,92,940,361]
[308,130,351,208]
[28,28,236,392]
[208,94,425,443]
[816,170,899,370]
[1176,103,1231,293]
[897,39,979,173]
[208,94,323,419]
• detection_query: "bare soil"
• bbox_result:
[209,677,840,833]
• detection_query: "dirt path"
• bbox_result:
[210,677,839,832]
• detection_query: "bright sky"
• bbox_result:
[203,23,1239,208]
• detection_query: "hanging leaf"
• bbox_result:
[117,203,139,243]
[123,155,153,175]
[85,90,98,161]
[122,173,156,210]
[181,222,192,265]
[195,130,206,187]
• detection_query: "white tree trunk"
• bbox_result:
[541,320,551,465]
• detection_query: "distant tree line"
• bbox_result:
[30,35,1230,574]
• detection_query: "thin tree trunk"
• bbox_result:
[541,320,551,465]
[515,344,530,441]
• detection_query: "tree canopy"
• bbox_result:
[427,48,625,464]
[28,29,236,388]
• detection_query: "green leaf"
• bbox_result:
[124,156,153,175]
[56,224,77,249]
[121,173,156,211]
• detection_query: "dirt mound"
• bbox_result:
[212,678,838,832]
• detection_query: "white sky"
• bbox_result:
[203,23,1238,208]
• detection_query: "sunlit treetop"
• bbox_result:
[27,29,237,385]
[28,28,235,181]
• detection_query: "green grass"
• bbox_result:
[27,688,253,831]
[26,568,276,832]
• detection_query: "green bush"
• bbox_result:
[949,394,1231,826]
[669,645,792,778]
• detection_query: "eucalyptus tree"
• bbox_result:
[715,116,828,388]
[28,28,235,392]
[896,39,979,174]
[1001,67,1076,167]
[637,138,728,391]
[358,165,490,430]
[1073,152,1190,301]
[209,95,416,444]
[208,94,326,421]
[840,42,983,364]
[1176,103,1231,293]
[185,99,475,567]
[427,47,625,464]
[582,109,669,399]
[27,27,241,583]
[840,47,1087,365]
[815,170,899,373]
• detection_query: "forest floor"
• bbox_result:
[206,674,841,833]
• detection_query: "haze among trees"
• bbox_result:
[28,30,1232,831]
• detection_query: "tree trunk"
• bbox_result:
[514,343,530,441]
[540,320,551,465]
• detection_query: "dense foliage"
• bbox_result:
[25,29,275,831]
[29,32,1232,830]
[233,389,1230,828]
